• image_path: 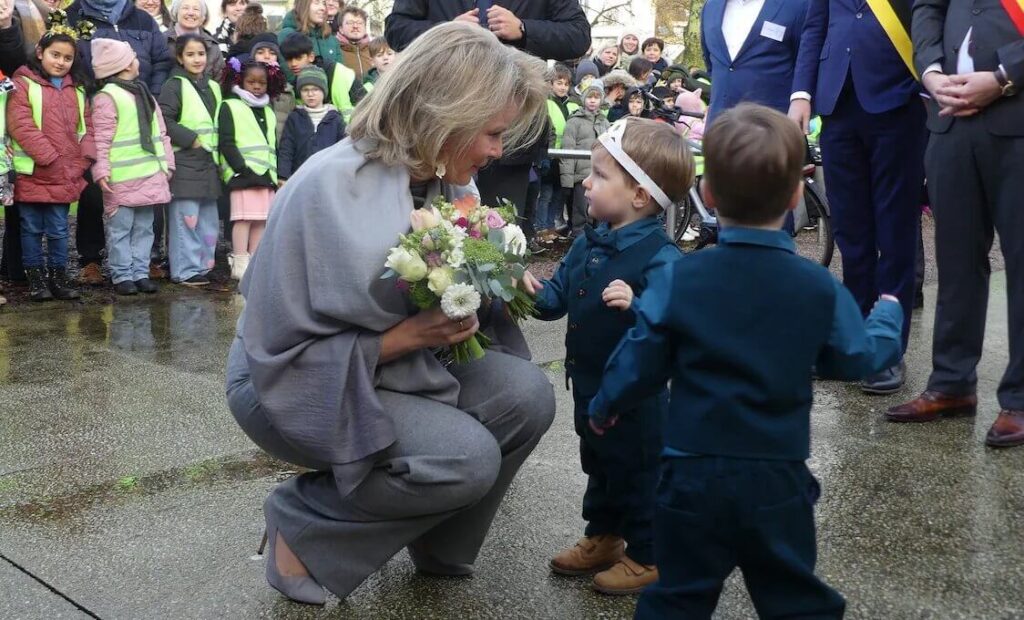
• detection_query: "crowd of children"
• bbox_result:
[534,52,711,247]
[0,6,398,302]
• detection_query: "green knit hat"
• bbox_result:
[296,66,328,96]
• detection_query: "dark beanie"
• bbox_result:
[296,66,329,95]
[250,33,281,58]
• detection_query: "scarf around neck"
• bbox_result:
[336,32,369,47]
[108,77,157,154]
[232,84,270,107]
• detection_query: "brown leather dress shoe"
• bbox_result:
[550,535,625,576]
[886,391,977,423]
[986,410,1024,448]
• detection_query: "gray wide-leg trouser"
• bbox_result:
[227,340,556,598]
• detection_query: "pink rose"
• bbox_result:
[469,229,482,239]
[485,210,506,229]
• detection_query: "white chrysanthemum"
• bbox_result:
[501,224,528,257]
[440,283,481,320]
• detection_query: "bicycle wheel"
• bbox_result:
[793,178,834,267]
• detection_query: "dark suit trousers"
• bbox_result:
[820,82,926,351]
[925,117,1024,410]
[75,177,106,266]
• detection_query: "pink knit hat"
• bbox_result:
[91,39,137,80]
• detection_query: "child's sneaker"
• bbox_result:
[592,557,658,595]
[549,535,624,576]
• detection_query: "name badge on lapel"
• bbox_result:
[761,21,786,42]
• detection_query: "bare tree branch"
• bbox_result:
[586,1,634,27]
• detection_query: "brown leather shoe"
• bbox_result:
[550,535,625,576]
[886,391,977,423]
[986,410,1024,448]
[77,262,105,286]
[149,262,168,280]
[592,557,658,595]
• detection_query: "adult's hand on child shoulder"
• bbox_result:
[520,271,544,296]
[603,279,633,311]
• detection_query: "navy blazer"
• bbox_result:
[792,0,919,115]
[701,0,808,125]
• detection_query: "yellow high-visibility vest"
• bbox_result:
[220,99,277,183]
[546,99,579,149]
[99,83,169,183]
[10,77,86,175]
[173,76,222,158]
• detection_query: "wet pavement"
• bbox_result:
[1,273,1023,620]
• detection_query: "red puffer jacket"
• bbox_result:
[7,66,95,204]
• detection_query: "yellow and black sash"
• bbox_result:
[864,0,918,79]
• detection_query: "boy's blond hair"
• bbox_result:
[594,118,695,207]
[348,22,548,181]
[703,103,804,225]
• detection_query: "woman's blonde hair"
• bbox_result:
[348,22,549,180]
[294,0,331,38]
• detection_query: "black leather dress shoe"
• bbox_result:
[861,361,906,395]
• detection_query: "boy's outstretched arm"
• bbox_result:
[532,236,586,321]
[816,281,904,380]
[588,263,675,428]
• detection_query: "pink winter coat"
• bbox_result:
[674,89,706,141]
[91,89,175,215]
[6,66,96,204]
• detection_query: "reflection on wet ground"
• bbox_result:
[1,280,1023,619]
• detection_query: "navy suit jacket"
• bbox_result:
[702,0,808,125]
[792,0,919,115]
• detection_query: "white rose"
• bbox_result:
[385,247,428,282]
[410,207,441,232]
[501,224,528,257]
[427,267,455,295]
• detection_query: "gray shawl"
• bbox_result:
[237,138,529,496]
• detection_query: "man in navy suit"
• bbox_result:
[701,0,808,125]
[789,0,925,394]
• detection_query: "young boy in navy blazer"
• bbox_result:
[523,118,691,596]
[588,104,905,618]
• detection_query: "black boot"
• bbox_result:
[25,268,54,302]
[48,268,81,300]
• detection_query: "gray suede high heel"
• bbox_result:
[264,515,326,605]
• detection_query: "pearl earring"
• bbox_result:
[435,162,446,179]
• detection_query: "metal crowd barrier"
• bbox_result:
[546,148,681,235]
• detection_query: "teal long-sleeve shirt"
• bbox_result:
[588,227,904,461]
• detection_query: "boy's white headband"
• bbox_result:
[597,119,673,210]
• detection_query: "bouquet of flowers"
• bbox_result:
[381,195,536,364]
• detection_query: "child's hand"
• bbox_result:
[520,271,544,297]
[588,414,619,436]
[603,279,633,311]
[97,177,113,194]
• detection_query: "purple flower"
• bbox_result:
[469,229,482,239]
[395,279,410,292]
[455,217,470,229]
[426,252,443,267]
[485,210,506,229]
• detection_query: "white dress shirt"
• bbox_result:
[722,0,767,61]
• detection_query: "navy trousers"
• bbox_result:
[820,81,927,350]
[574,390,665,566]
[636,457,845,620]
